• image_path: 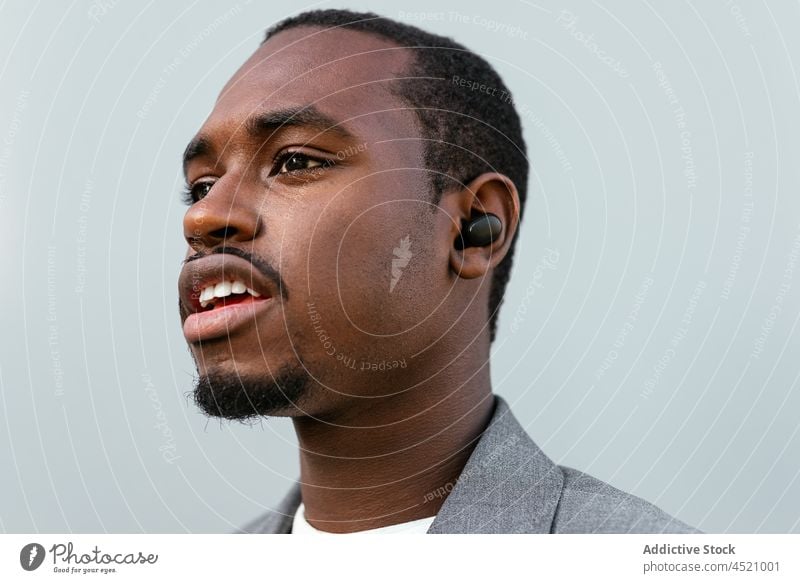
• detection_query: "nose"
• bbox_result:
[182,177,260,250]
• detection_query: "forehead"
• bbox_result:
[206,27,417,135]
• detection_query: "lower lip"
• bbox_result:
[182,296,273,343]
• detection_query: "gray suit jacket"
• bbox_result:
[238,395,699,534]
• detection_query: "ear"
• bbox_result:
[443,173,521,279]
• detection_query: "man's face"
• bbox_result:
[178,28,458,420]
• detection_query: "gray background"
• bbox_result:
[1,0,798,533]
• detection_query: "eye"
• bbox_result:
[181,180,214,205]
[273,152,334,176]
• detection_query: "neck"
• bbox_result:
[291,357,495,533]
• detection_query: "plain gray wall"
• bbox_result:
[1,0,799,533]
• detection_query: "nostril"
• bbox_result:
[210,226,237,239]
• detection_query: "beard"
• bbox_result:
[192,361,312,420]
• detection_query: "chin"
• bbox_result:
[192,362,312,421]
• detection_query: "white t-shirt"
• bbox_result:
[292,502,436,534]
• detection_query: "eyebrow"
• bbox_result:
[182,105,356,175]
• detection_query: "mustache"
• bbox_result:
[184,246,289,300]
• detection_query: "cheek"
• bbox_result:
[302,199,441,337]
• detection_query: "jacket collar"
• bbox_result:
[426,395,564,533]
[249,395,564,534]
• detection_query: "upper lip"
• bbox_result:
[179,253,275,317]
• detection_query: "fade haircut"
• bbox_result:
[263,9,528,342]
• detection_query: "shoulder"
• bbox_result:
[234,508,290,534]
[233,483,301,534]
[551,466,701,533]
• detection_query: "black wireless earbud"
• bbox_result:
[456,213,503,250]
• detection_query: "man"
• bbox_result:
[177,9,698,534]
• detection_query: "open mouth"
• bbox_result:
[179,254,279,343]
[197,279,263,311]
[183,278,273,343]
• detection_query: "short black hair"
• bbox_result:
[263,9,528,342]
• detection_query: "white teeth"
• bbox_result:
[214,281,232,297]
[198,279,262,309]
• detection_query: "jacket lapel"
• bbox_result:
[426,395,564,533]
[243,481,300,534]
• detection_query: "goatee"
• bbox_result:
[192,362,311,420]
